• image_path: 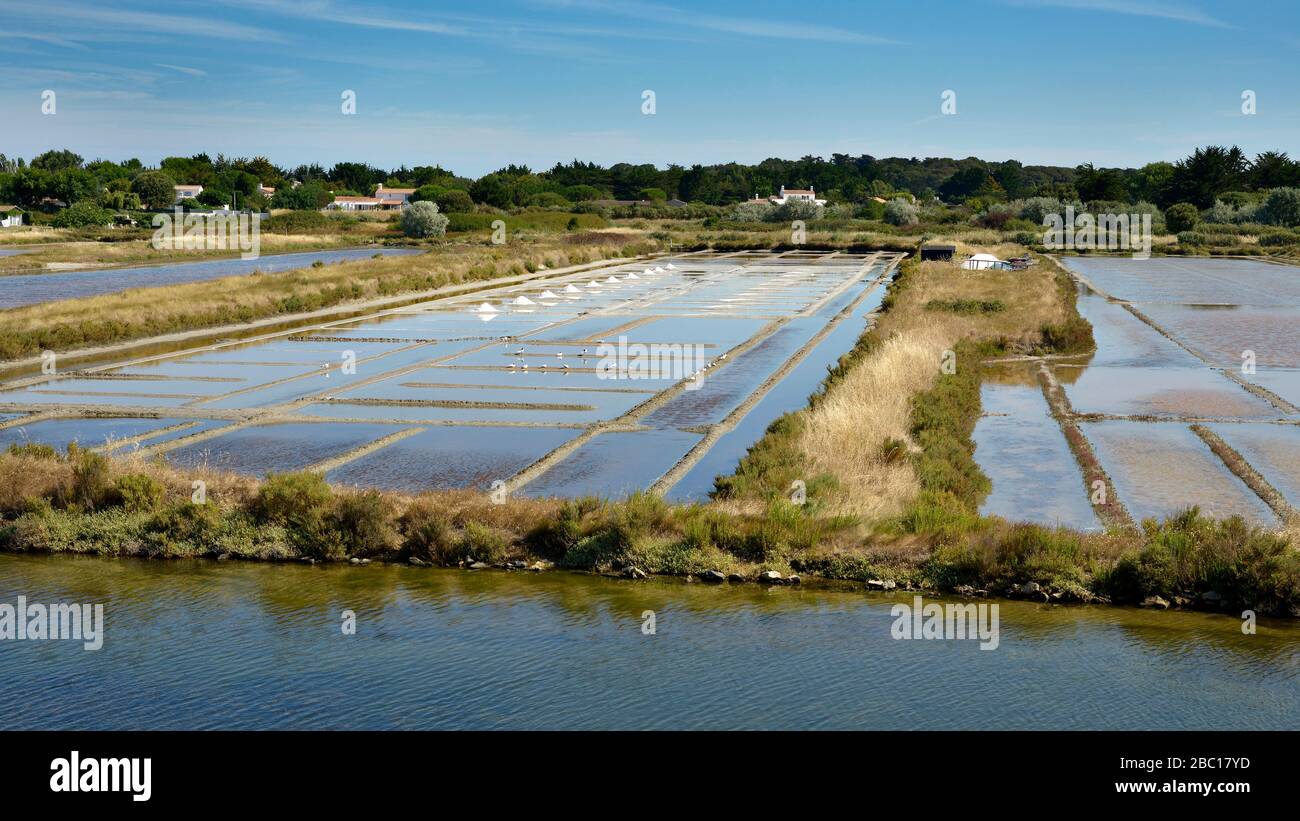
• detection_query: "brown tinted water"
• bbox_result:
[0,554,1295,730]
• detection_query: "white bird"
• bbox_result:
[556,352,563,358]
[580,347,588,356]
[562,363,570,370]
[515,347,525,355]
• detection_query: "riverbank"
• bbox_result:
[2,244,1295,616]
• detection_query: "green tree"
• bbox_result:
[132,171,177,210]
[1165,202,1199,233]
[30,149,84,172]
[1168,146,1248,209]
[434,189,474,213]
[271,182,330,210]
[1262,188,1300,227]
[1251,152,1300,189]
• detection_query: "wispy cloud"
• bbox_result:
[537,0,900,44]
[155,63,207,77]
[1003,0,1232,29]
[18,2,286,43]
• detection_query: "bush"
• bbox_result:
[883,198,919,226]
[1262,187,1300,227]
[526,192,572,208]
[459,521,508,564]
[113,473,166,513]
[726,201,775,222]
[255,471,333,524]
[1018,196,1065,225]
[63,445,111,510]
[774,199,824,222]
[262,210,336,234]
[331,491,398,557]
[1040,315,1095,355]
[254,471,342,559]
[52,201,113,228]
[400,201,449,238]
[147,502,225,555]
[1165,202,1199,233]
[399,501,457,563]
[1258,230,1298,247]
[434,189,474,213]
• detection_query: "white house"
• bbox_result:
[744,185,827,207]
[374,184,415,205]
[0,205,24,227]
[327,196,385,211]
[174,185,203,204]
[769,185,826,206]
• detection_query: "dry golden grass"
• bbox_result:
[795,247,1070,518]
[799,325,949,519]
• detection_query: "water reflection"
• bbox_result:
[1,554,1295,730]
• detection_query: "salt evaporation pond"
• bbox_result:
[0,247,422,309]
[0,252,899,498]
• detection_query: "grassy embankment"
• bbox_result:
[0,233,655,362]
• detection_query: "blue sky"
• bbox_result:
[2,0,1298,175]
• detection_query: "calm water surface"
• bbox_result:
[1,554,1296,730]
[0,248,421,309]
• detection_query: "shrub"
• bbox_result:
[1018,196,1065,225]
[400,501,458,563]
[63,444,111,510]
[7,442,58,460]
[1040,315,1095,354]
[262,210,335,234]
[113,473,166,513]
[1165,202,1199,233]
[52,201,113,228]
[1262,187,1300,227]
[434,189,474,213]
[883,198,919,226]
[774,199,824,222]
[459,521,508,564]
[147,502,225,555]
[400,201,449,238]
[254,471,342,559]
[525,497,599,561]
[526,192,571,208]
[1258,230,1298,247]
[331,490,398,557]
[726,201,775,222]
[924,298,1005,315]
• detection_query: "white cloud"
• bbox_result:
[1003,0,1232,29]
[155,63,207,77]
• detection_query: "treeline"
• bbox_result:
[4,146,1300,215]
